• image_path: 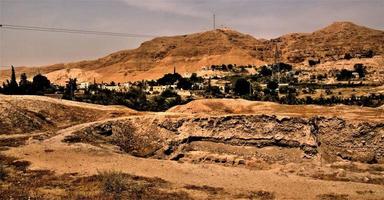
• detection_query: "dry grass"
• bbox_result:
[98,170,127,198]
[95,171,191,200]
[0,153,191,200]
[235,190,276,200]
[316,193,349,200]
[184,184,225,195]
[0,137,28,148]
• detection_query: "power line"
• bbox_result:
[0,24,159,38]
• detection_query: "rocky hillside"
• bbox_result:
[276,22,384,63]
[1,22,383,84]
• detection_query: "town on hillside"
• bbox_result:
[1,56,384,111]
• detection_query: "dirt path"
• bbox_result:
[5,120,384,200]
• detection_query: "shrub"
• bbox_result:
[354,63,367,78]
[98,171,127,194]
[0,164,7,181]
[344,53,352,60]
[308,59,320,66]
[336,69,354,81]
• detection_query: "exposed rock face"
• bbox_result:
[64,114,384,165]
[317,118,384,163]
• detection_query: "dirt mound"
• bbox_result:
[167,98,256,115]
[2,22,382,84]
[0,95,137,135]
[168,99,384,122]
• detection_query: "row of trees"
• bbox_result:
[155,72,203,90]
[0,66,83,101]
[79,85,189,112]
[336,64,367,81]
[0,66,53,95]
[211,76,383,107]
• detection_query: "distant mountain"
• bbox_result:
[275,22,384,63]
[1,22,383,84]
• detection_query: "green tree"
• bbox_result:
[258,65,272,77]
[177,78,192,90]
[19,73,33,94]
[63,78,77,100]
[234,78,251,96]
[7,66,19,94]
[125,87,148,110]
[32,74,51,93]
[336,69,354,81]
[189,73,203,83]
[354,64,367,78]
[157,73,182,85]
[267,80,279,91]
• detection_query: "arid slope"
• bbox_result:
[0,94,137,135]
[1,22,383,84]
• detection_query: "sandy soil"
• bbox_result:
[168,98,384,122]
[2,96,384,199]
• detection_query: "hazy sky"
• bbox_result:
[0,0,383,67]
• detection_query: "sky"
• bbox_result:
[0,0,383,67]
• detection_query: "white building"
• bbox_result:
[78,82,91,90]
[150,85,177,94]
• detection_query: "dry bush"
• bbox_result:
[0,153,190,200]
[248,191,275,200]
[0,163,7,181]
[184,184,225,195]
[98,170,127,195]
[236,190,275,200]
[0,137,28,147]
[96,170,191,200]
[316,193,349,200]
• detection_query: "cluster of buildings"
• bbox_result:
[74,66,237,96]
[77,76,232,97]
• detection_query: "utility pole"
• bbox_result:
[274,43,280,84]
[213,14,216,30]
[0,24,3,73]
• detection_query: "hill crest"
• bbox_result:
[1,21,383,84]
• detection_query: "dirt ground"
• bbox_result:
[1,96,384,199]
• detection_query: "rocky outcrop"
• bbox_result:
[64,114,384,164]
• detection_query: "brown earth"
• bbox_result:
[0,94,138,135]
[1,21,383,84]
[1,96,384,199]
[277,22,384,63]
[168,98,384,122]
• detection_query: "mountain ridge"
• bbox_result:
[1,21,383,84]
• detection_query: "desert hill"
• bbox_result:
[277,22,384,63]
[1,21,383,84]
